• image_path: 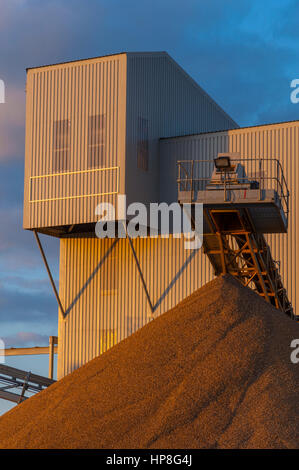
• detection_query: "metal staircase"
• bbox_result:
[177,154,297,320]
[203,208,294,317]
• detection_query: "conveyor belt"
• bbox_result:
[177,156,296,320]
[0,364,55,404]
[202,208,295,319]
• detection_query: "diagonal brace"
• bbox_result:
[34,230,66,318]
[122,223,154,314]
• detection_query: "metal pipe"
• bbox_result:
[259,159,262,200]
[191,159,194,195]
[0,346,58,356]
[123,223,154,314]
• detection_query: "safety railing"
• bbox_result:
[177,158,290,217]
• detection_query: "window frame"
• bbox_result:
[52,119,71,172]
[87,114,106,169]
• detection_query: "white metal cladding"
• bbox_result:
[24,51,238,230]
[23,54,127,229]
[58,236,213,378]
[125,52,238,209]
[159,130,230,203]
[159,121,299,315]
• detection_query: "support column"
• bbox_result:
[34,230,65,318]
[48,336,57,380]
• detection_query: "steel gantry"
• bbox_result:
[177,155,297,320]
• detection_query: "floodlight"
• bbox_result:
[214,156,232,170]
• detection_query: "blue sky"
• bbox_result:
[0,0,299,415]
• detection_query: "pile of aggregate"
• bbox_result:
[0,274,298,449]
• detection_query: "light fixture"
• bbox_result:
[214,155,232,171]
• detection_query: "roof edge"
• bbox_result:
[159,119,299,141]
[26,51,169,72]
[26,52,129,72]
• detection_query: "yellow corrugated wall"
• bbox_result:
[24,54,127,229]
[58,236,213,378]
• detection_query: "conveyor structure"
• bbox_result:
[0,364,55,404]
[177,154,296,319]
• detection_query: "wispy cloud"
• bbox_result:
[2,331,50,348]
[0,86,25,161]
[0,281,57,325]
[0,205,59,271]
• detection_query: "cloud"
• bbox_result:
[172,0,299,126]
[0,205,59,271]
[0,279,57,326]
[0,159,24,207]
[0,0,297,161]
[0,86,25,161]
[2,331,50,348]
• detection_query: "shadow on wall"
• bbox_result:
[158,131,230,204]
[64,237,201,319]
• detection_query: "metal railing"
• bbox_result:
[177,158,290,216]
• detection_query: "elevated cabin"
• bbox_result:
[23,52,237,235]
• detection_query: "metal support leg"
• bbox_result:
[48,336,56,380]
[217,232,227,274]
[34,230,65,318]
[122,223,154,314]
[246,233,270,304]
[18,371,30,404]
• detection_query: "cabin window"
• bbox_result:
[137,117,149,171]
[53,119,71,172]
[88,114,106,168]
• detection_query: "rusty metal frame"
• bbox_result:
[0,364,55,404]
[203,208,294,318]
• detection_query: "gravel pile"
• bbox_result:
[0,274,298,449]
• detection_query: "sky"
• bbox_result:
[0,0,299,415]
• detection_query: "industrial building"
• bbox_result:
[22,52,298,379]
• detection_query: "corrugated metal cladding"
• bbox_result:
[159,121,299,315]
[125,52,238,209]
[24,54,127,229]
[24,51,238,230]
[58,236,213,378]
